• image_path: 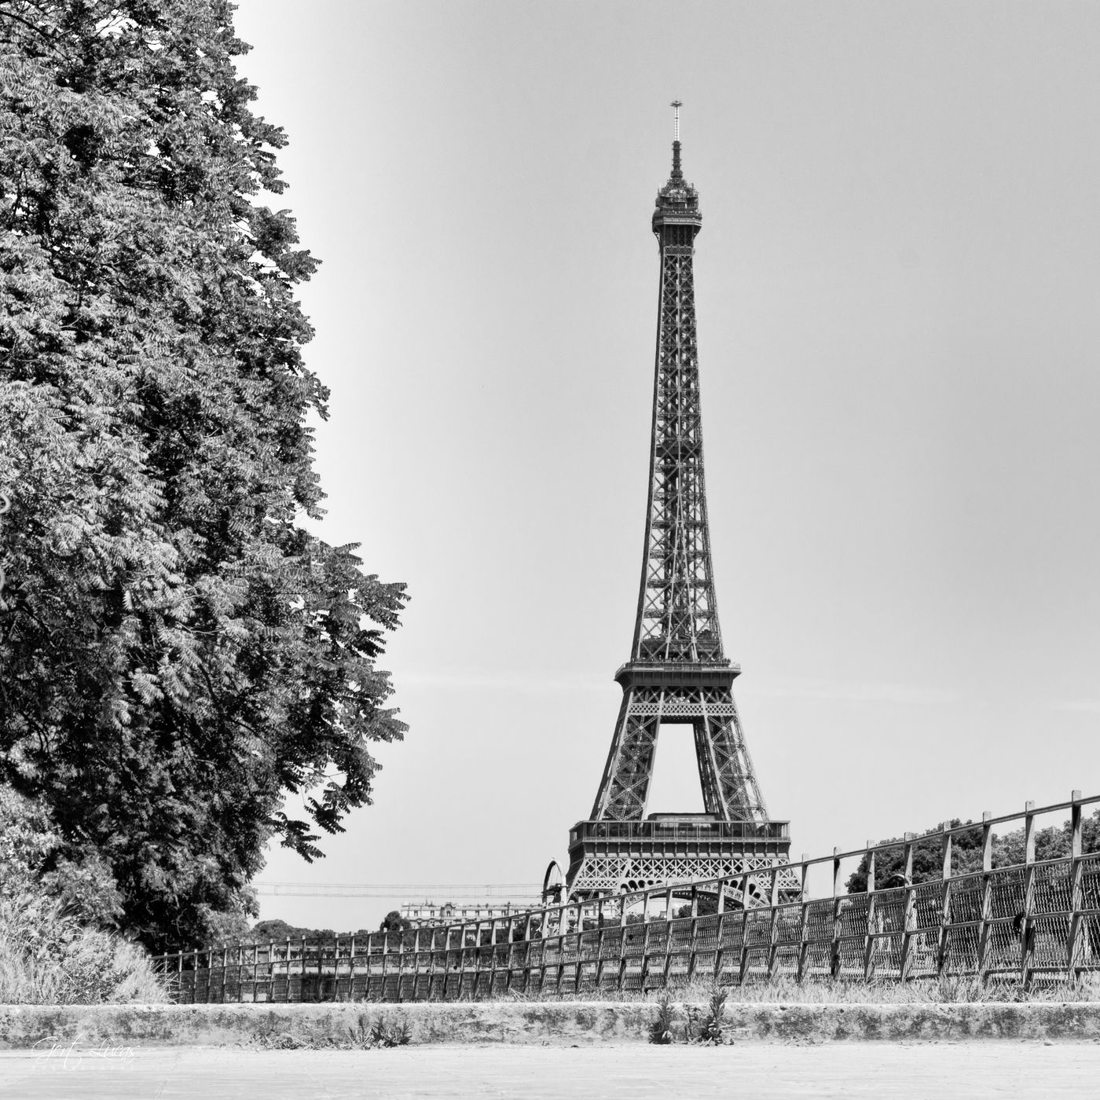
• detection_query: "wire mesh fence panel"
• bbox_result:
[561,933,583,966]
[717,912,743,953]
[600,928,625,959]
[622,924,647,958]
[838,894,871,937]
[948,876,984,924]
[989,867,1027,920]
[1029,914,1071,969]
[1033,862,1073,915]
[621,962,644,992]
[743,909,771,950]
[642,923,669,987]
[875,888,906,931]
[867,932,903,978]
[801,941,834,980]
[801,899,834,955]
[576,961,599,993]
[1081,916,1100,969]
[694,914,720,953]
[913,881,947,930]
[667,916,695,980]
[834,936,868,978]
[1082,857,1100,908]
[983,918,1024,975]
[578,930,601,963]
[940,921,979,974]
[557,963,579,992]
[905,931,943,979]
[740,947,770,982]
[774,904,802,950]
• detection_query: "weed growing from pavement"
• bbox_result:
[648,992,676,1044]
[370,1018,412,1047]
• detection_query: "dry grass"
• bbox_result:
[0,894,170,1004]
[497,973,1100,1005]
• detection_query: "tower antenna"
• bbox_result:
[670,100,683,178]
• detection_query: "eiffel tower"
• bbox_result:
[566,105,794,906]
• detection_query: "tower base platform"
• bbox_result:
[565,814,799,907]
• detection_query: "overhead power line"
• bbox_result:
[255,882,542,899]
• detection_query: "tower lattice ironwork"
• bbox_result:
[566,106,794,905]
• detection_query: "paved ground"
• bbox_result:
[1,1043,1098,1100]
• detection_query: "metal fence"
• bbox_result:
[157,793,1100,1002]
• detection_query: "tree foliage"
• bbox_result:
[0,0,407,950]
[846,812,1100,893]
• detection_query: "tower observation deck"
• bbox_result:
[566,106,794,905]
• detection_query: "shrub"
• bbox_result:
[0,894,169,1004]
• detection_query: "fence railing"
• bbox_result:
[156,792,1100,1002]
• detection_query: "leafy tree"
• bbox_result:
[379,909,411,933]
[0,1,406,951]
[247,919,375,946]
[846,812,1100,892]
[0,783,123,925]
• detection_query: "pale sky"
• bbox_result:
[233,0,1100,930]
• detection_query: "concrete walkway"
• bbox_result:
[1,1043,1098,1099]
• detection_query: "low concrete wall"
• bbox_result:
[3,1001,1100,1049]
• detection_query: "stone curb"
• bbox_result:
[3,1002,1100,1048]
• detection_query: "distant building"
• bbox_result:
[400,900,533,927]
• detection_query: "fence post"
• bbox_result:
[381,925,392,998]
[574,902,585,995]
[332,935,342,1001]
[737,871,751,986]
[618,891,629,993]
[831,848,843,980]
[863,843,877,981]
[796,856,810,983]
[430,927,443,1000]
[487,917,498,995]
[461,919,477,993]
[936,824,953,976]
[767,864,781,982]
[298,936,307,1003]
[1068,790,1084,976]
[1020,800,1037,989]
[538,908,551,995]
[661,887,674,988]
[592,899,604,990]
[552,908,565,997]
[686,885,699,983]
[899,834,916,981]
[976,811,993,982]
